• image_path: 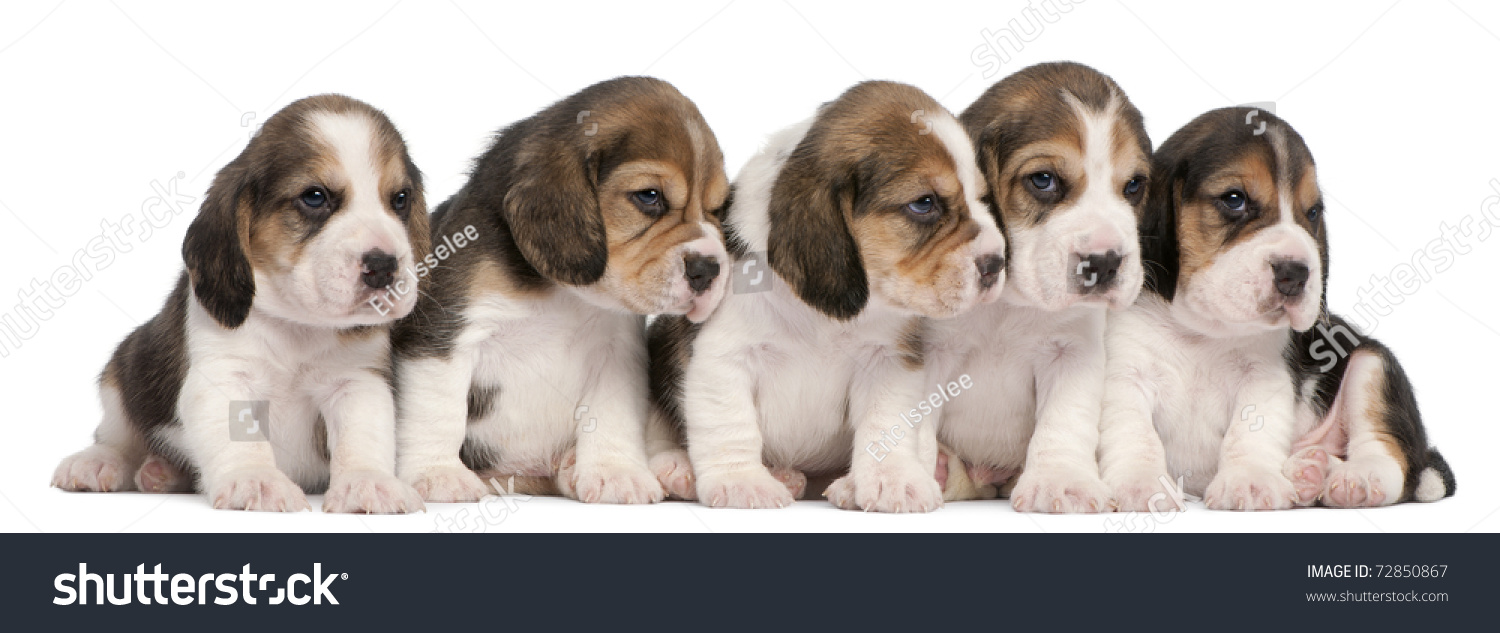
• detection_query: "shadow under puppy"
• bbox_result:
[53,95,430,513]
[925,62,1151,512]
[1097,108,1454,511]
[393,77,729,504]
[651,81,1006,511]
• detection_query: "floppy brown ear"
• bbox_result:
[767,148,867,320]
[502,136,609,286]
[182,165,255,329]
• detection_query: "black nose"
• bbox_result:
[1079,250,1122,291]
[362,251,398,289]
[976,254,1003,290]
[684,254,720,294]
[1273,260,1309,298]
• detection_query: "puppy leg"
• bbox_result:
[396,355,490,503]
[53,383,146,492]
[1100,360,1180,513]
[320,372,425,514]
[1284,394,1347,506]
[1010,331,1113,513]
[682,352,793,509]
[174,386,309,511]
[564,342,664,505]
[826,357,943,513]
[645,405,696,500]
[1321,349,1407,508]
[1204,371,1300,511]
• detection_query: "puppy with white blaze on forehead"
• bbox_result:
[925,62,1151,513]
[1097,108,1455,511]
[650,81,1005,511]
[53,95,430,513]
[392,77,729,504]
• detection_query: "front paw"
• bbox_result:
[567,460,665,504]
[53,446,134,492]
[405,465,490,503]
[696,467,795,509]
[324,471,426,514]
[1107,468,1182,513]
[1204,465,1297,511]
[649,449,697,501]
[209,467,311,512]
[1011,467,1113,513]
[825,464,943,513]
[1324,456,1403,508]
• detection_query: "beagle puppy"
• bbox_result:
[52,95,429,513]
[926,62,1151,513]
[650,81,1006,511]
[393,76,729,504]
[1097,108,1455,511]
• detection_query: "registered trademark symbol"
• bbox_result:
[341,573,349,580]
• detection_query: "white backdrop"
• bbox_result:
[2,0,1497,533]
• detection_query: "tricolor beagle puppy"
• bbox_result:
[393,77,729,504]
[650,81,1006,511]
[1097,108,1455,511]
[52,95,430,513]
[926,62,1150,513]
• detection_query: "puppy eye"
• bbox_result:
[631,189,666,216]
[300,187,328,209]
[1306,203,1323,223]
[1217,190,1250,221]
[1124,177,1144,198]
[1028,172,1057,192]
[906,195,937,216]
[392,189,409,212]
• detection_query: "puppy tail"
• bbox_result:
[1413,448,1456,502]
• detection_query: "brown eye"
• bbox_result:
[392,189,409,211]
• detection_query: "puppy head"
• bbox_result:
[1142,107,1326,335]
[962,62,1150,312]
[183,94,428,329]
[767,81,1005,320]
[500,76,729,322]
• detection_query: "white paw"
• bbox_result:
[1011,467,1114,514]
[1324,456,1403,508]
[649,449,697,501]
[323,471,426,514]
[566,458,665,505]
[1107,468,1182,513]
[696,467,795,509]
[209,467,311,512]
[53,446,135,492]
[825,464,943,513]
[406,464,490,503]
[1204,464,1297,511]
[1283,446,1333,506]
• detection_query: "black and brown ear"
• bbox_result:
[1140,141,1185,301]
[501,133,609,286]
[182,164,255,329]
[767,147,867,320]
[971,121,1012,234]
